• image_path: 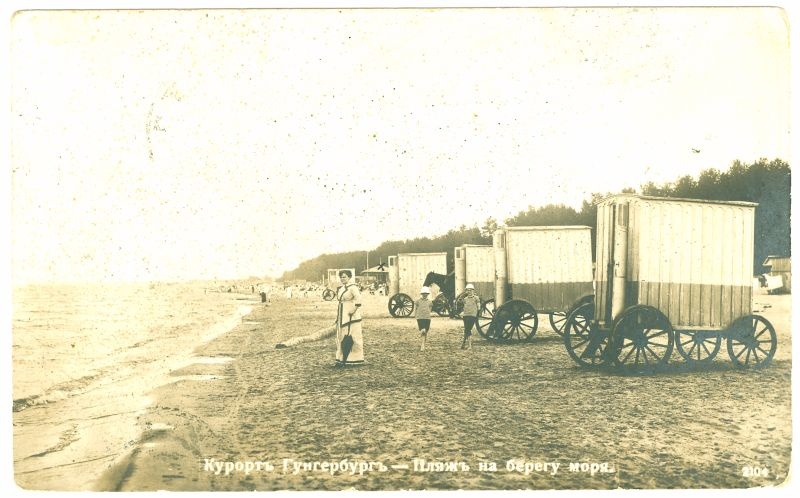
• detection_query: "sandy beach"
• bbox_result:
[78,290,792,491]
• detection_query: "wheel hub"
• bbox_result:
[631,329,647,347]
[735,329,756,346]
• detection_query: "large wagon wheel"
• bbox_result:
[475,299,496,338]
[552,295,595,337]
[726,315,777,369]
[563,302,608,367]
[489,300,538,342]
[322,288,336,301]
[432,294,451,317]
[549,312,567,337]
[388,293,414,318]
[610,305,674,372]
[675,330,721,365]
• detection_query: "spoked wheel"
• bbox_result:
[322,288,336,301]
[488,300,538,342]
[476,299,496,339]
[675,330,721,365]
[451,291,468,319]
[554,295,594,337]
[549,312,567,337]
[432,294,451,317]
[726,315,777,369]
[388,293,414,318]
[563,302,608,367]
[610,305,674,373]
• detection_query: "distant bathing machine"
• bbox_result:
[761,255,791,294]
[454,227,595,342]
[386,252,447,317]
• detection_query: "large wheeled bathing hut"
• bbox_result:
[387,252,447,317]
[481,226,595,342]
[563,194,776,372]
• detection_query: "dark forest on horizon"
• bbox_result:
[282,158,790,282]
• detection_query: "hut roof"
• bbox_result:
[763,256,791,271]
[361,264,389,275]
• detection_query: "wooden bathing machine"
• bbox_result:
[387,252,447,317]
[762,255,791,293]
[594,194,755,330]
[494,226,594,313]
[563,194,776,372]
[479,226,594,342]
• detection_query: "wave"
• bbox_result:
[13,372,103,412]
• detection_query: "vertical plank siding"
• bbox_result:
[594,203,614,323]
[598,195,757,330]
[464,246,495,297]
[396,253,447,297]
[500,226,594,312]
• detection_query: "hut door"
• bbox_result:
[388,256,399,296]
[609,202,629,321]
[455,247,466,296]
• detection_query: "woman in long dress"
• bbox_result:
[335,270,364,366]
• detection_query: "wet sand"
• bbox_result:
[95,293,791,491]
[11,284,251,491]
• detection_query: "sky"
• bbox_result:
[7,4,792,283]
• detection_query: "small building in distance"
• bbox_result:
[763,256,791,293]
[361,263,390,285]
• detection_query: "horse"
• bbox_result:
[422,271,456,299]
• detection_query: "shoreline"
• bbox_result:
[12,290,257,492]
[94,299,262,491]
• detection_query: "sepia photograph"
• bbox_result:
[4,1,794,493]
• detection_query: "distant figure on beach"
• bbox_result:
[285,285,293,299]
[258,283,271,306]
[415,286,432,351]
[460,284,481,350]
[335,270,364,366]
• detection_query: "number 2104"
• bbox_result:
[742,465,769,478]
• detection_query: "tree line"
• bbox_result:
[282,158,790,281]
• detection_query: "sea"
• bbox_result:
[11,282,255,490]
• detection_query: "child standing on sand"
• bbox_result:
[415,287,433,351]
[460,284,481,350]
